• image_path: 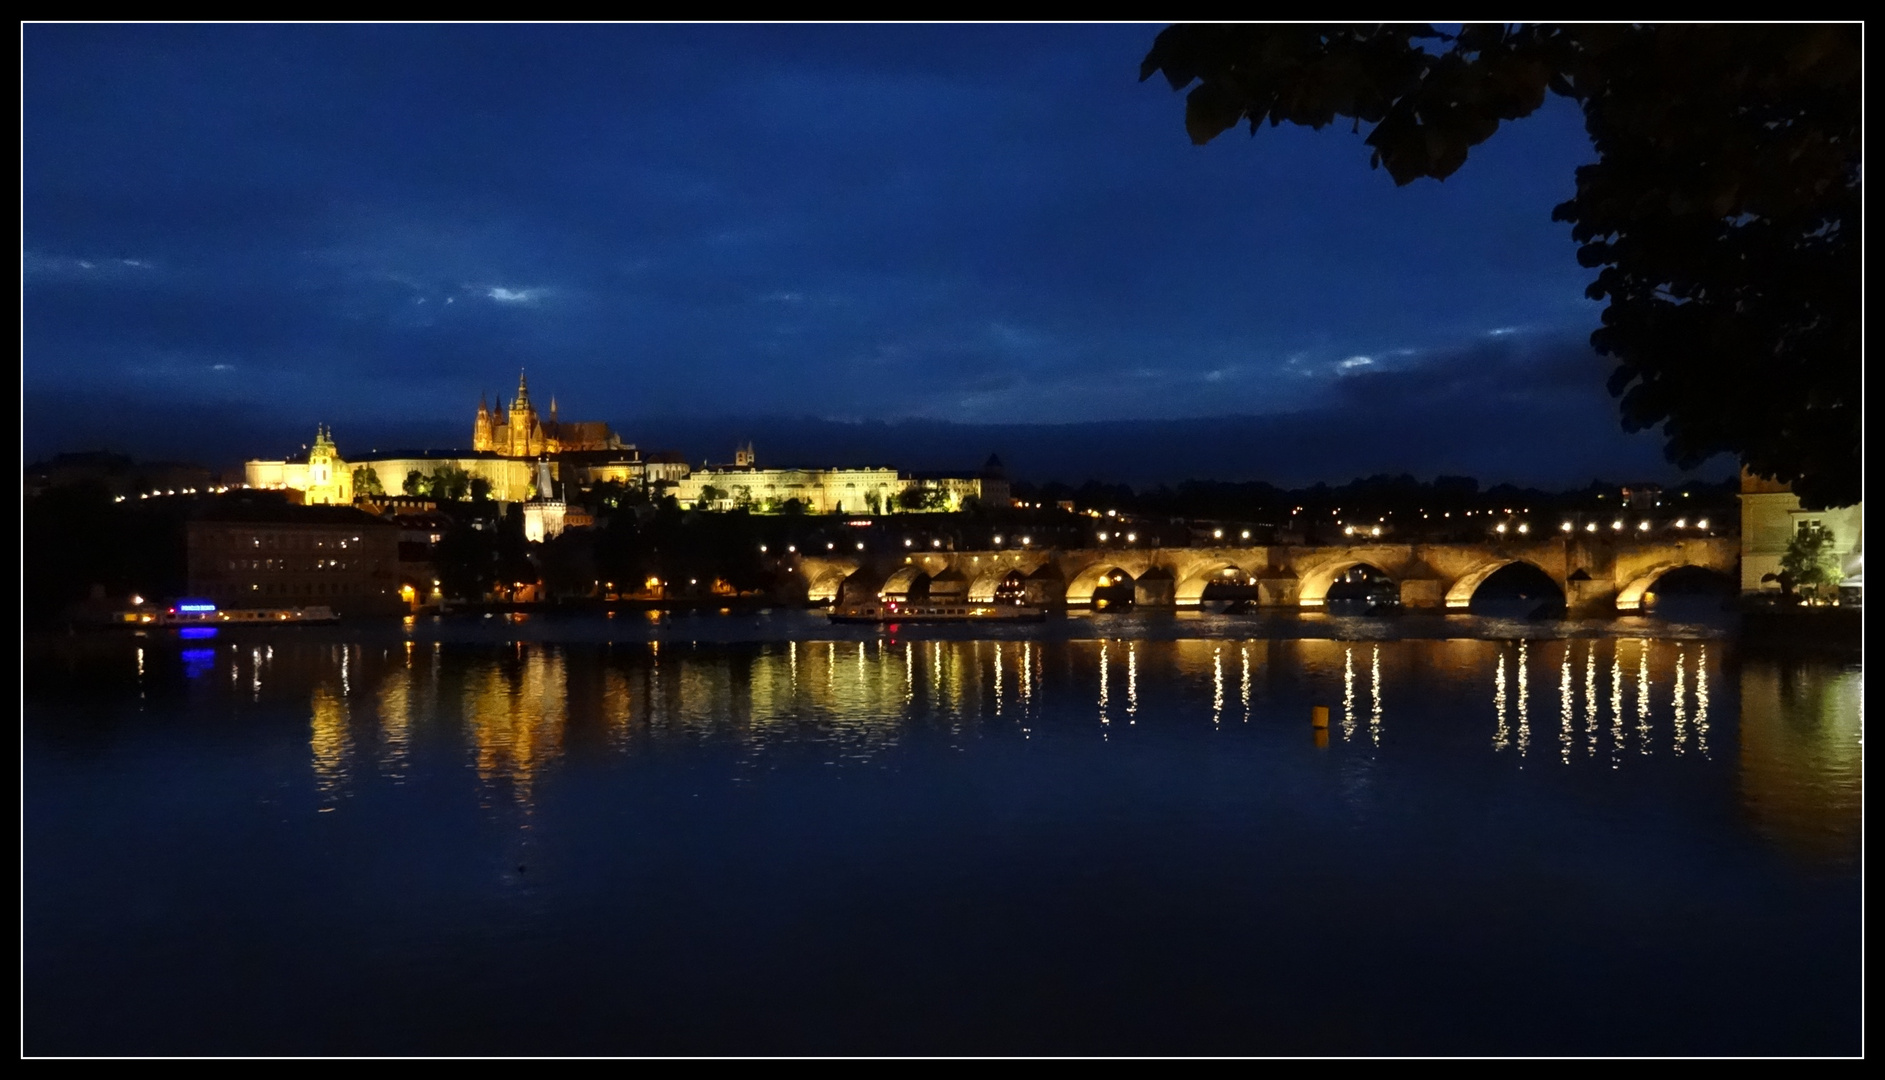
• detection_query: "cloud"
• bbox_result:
[1338,355,1374,370]
[485,286,544,303]
[22,251,156,280]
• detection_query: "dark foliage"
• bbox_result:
[1143,23,1859,508]
[592,503,776,596]
[351,466,384,497]
[23,484,192,625]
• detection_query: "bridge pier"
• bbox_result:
[1254,578,1299,607]
[1134,576,1175,607]
[1566,576,1619,616]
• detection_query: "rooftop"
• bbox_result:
[194,493,395,528]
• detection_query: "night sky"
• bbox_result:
[23,23,1727,486]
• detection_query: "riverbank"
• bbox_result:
[1739,606,1863,659]
[426,594,780,617]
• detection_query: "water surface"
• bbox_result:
[23,612,1862,1055]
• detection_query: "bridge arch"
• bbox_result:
[929,568,970,600]
[1445,558,1560,610]
[879,565,932,600]
[1298,559,1396,608]
[968,567,1024,603]
[807,568,854,604]
[1175,561,1249,607]
[1067,564,1134,607]
[1615,563,1684,612]
[1615,563,1736,612]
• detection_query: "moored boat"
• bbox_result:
[115,599,341,627]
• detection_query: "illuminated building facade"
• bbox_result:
[1738,468,1863,600]
[673,451,1009,515]
[249,435,539,505]
[244,384,1008,522]
[676,463,904,515]
[523,459,567,542]
[247,426,361,504]
[187,500,402,616]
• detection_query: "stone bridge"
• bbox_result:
[788,537,1739,616]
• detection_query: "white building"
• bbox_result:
[1738,468,1863,601]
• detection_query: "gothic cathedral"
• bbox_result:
[472,371,622,457]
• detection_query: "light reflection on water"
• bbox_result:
[158,633,1856,864]
[309,683,349,801]
[1517,639,1531,757]
[1738,657,1865,861]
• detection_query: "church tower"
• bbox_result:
[473,392,494,452]
[304,424,350,505]
[508,370,539,458]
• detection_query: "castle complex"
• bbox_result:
[244,372,1009,530]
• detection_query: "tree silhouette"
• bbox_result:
[430,463,473,502]
[1142,23,1859,508]
[351,466,384,498]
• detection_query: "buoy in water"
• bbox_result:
[1311,705,1330,729]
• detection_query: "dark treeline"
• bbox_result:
[1011,472,1739,524]
[24,483,193,624]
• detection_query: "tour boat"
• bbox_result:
[131,600,340,626]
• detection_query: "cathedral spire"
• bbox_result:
[515,368,531,409]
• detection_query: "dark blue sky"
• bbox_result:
[23,23,1723,485]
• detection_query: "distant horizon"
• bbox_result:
[24,403,1734,494]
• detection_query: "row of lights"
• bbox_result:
[761,535,1037,554]
[115,484,244,503]
[752,515,1714,556]
[1558,518,1709,533]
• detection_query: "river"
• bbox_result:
[22,610,1862,1055]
